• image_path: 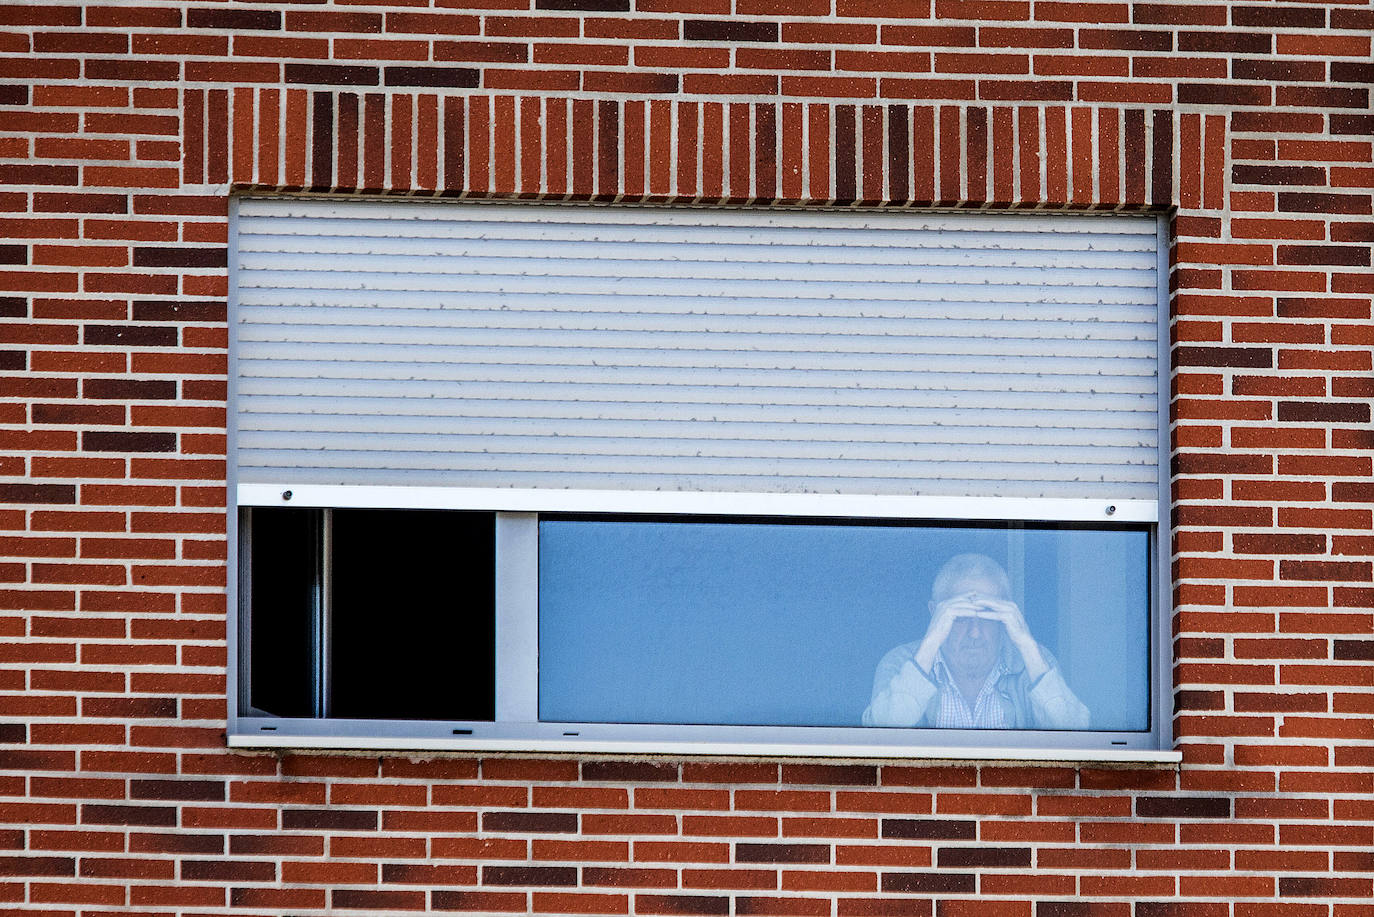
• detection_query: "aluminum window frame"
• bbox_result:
[225,199,1177,762]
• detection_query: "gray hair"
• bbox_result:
[930,553,1012,605]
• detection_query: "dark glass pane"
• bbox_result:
[539,518,1150,731]
[330,509,495,721]
[246,507,318,717]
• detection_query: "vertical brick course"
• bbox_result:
[2,0,1371,913]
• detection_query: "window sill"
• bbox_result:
[228,727,1181,765]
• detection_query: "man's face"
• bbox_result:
[937,576,1006,682]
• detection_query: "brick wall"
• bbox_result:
[2,1,1372,914]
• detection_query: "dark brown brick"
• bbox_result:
[1080,29,1171,51]
[0,749,75,770]
[35,193,128,214]
[1333,482,1374,503]
[83,804,177,827]
[186,7,281,29]
[83,325,179,347]
[1279,192,1372,215]
[1179,84,1270,106]
[0,85,28,106]
[937,846,1032,868]
[133,247,227,269]
[1136,796,1230,818]
[83,379,177,400]
[1331,114,1373,136]
[0,165,79,186]
[281,809,378,831]
[1334,640,1374,661]
[1133,3,1226,25]
[685,20,778,42]
[1232,59,1325,82]
[1279,878,1373,898]
[0,297,25,318]
[636,895,729,916]
[0,723,24,742]
[82,432,176,454]
[0,484,75,505]
[1039,905,1123,917]
[1232,165,1325,186]
[1175,689,1225,711]
[883,872,976,894]
[834,104,856,203]
[312,91,333,190]
[1233,5,1324,27]
[1152,109,1172,206]
[1175,346,1272,369]
[583,761,678,782]
[131,779,225,802]
[1278,401,1370,423]
[131,300,224,322]
[1332,61,1374,84]
[883,818,977,840]
[0,351,24,370]
[482,865,577,885]
[1332,7,1373,28]
[1280,244,1369,267]
[182,859,276,881]
[0,856,74,876]
[85,59,181,81]
[0,245,25,265]
[1332,222,1374,243]
[783,764,876,786]
[735,844,830,864]
[537,0,630,8]
[285,64,380,86]
[482,811,578,833]
[433,891,528,911]
[384,66,481,88]
[1281,560,1371,581]
[332,889,425,910]
[1179,31,1270,53]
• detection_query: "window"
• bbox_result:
[230,199,1174,759]
[241,507,494,723]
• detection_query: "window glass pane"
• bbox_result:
[331,509,496,721]
[246,507,319,718]
[539,518,1149,731]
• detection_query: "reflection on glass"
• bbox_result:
[861,553,1088,730]
[538,518,1149,732]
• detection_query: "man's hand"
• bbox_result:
[958,594,1048,681]
[913,592,992,671]
[914,592,1049,682]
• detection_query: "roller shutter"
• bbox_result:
[232,200,1162,501]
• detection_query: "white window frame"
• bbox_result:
[225,200,1177,763]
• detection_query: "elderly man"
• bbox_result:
[862,553,1089,730]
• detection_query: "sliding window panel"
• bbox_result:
[329,509,497,722]
[538,517,1150,733]
[244,507,319,718]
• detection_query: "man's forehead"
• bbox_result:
[948,575,1005,596]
